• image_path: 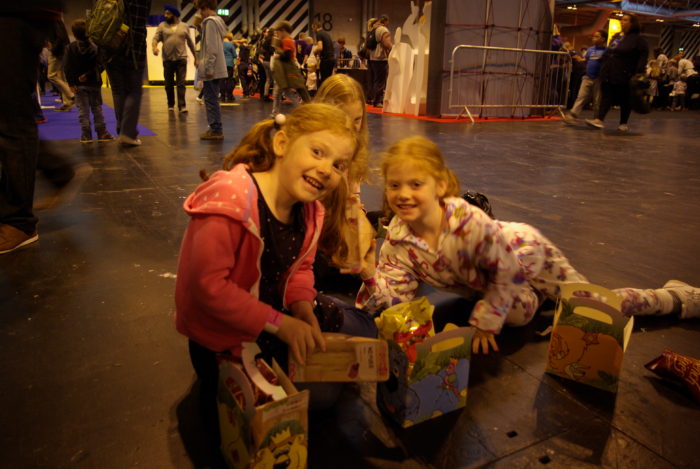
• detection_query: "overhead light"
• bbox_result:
[655,18,664,22]
[694,23,700,28]
[567,5,577,10]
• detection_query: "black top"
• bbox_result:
[64,40,103,87]
[252,174,305,311]
[599,32,649,85]
[315,29,335,61]
[251,173,305,370]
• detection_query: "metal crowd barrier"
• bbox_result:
[447,44,572,122]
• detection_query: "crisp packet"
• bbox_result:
[645,348,700,403]
[375,297,435,366]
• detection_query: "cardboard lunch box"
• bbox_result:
[546,282,634,392]
[375,298,474,427]
[218,342,309,469]
[288,333,389,383]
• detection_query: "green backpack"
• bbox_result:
[87,0,130,52]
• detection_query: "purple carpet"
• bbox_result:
[38,93,156,141]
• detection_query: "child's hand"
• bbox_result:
[342,238,377,277]
[276,315,322,365]
[472,328,499,355]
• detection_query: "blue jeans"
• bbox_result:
[202,79,222,133]
[75,86,107,138]
[106,56,145,140]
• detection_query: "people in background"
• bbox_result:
[311,21,335,87]
[195,0,227,140]
[563,29,607,125]
[367,15,392,108]
[64,18,112,143]
[152,4,197,113]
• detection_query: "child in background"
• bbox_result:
[63,18,112,143]
[670,75,687,111]
[175,103,373,460]
[270,20,311,117]
[356,136,700,355]
[306,63,318,96]
[221,32,237,102]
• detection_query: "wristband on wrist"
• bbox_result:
[263,310,283,334]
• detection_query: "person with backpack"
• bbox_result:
[367,14,392,108]
[100,0,152,146]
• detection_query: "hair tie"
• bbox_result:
[273,113,286,130]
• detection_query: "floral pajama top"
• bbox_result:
[357,197,576,333]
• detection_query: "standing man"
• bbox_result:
[368,14,392,108]
[195,0,227,140]
[311,21,335,87]
[563,29,607,124]
[152,4,197,113]
[106,0,152,146]
[0,1,83,254]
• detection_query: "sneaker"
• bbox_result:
[562,111,577,125]
[617,124,629,132]
[0,224,38,254]
[80,135,93,144]
[36,118,48,124]
[179,107,188,113]
[168,106,175,111]
[118,135,142,146]
[97,132,114,142]
[55,103,73,112]
[196,97,203,104]
[200,130,224,140]
[663,280,700,319]
[585,118,604,129]
[35,164,94,210]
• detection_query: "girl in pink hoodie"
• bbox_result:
[175,104,367,458]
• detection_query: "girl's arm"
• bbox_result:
[355,237,420,312]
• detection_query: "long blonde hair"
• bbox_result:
[380,136,461,217]
[222,103,360,215]
[314,74,369,185]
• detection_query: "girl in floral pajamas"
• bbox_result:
[356,136,700,354]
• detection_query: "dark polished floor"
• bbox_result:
[1,87,699,469]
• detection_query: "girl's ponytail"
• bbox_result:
[222,119,277,171]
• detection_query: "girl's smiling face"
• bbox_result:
[274,129,354,204]
[385,160,447,230]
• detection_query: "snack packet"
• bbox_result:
[645,348,700,403]
[375,297,435,369]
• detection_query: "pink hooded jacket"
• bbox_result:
[175,165,324,356]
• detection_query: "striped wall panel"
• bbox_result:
[660,24,674,56]
[679,28,700,60]
[180,0,309,38]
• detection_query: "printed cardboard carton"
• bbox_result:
[546,283,634,392]
[218,343,309,469]
[378,324,473,427]
[288,333,389,382]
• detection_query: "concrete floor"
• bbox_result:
[1,88,699,469]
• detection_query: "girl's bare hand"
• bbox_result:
[472,328,500,355]
[275,315,319,365]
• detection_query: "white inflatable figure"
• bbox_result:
[383,27,406,113]
[384,1,432,115]
[406,3,431,115]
